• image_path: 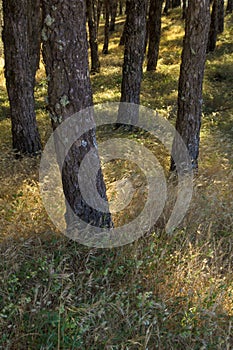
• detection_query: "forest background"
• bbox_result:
[0,1,233,349]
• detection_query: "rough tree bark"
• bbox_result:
[117,0,147,126]
[171,0,211,170]
[147,0,163,71]
[103,0,110,53]
[86,0,100,73]
[120,0,146,104]
[41,0,112,229]
[2,0,41,155]
[207,0,218,52]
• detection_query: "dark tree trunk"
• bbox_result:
[120,0,146,104]
[86,0,100,73]
[207,0,218,53]
[144,17,149,54]
[171,0,210,170]
[117,0,147,126]
[97,0,103,29]
[182,0,187,19]
[110,0,118,31]
[172,0,181,8]
[144,1,151,54]
[103,0,110,53]
[226,0,233,13]
[119,17,127,45]
[119,0,123,15]
[217,0,224,33]
[41,0,112,230]
[2,0,41,155]
[147,0,163,71]
[164,0,170,14]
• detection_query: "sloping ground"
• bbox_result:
[0,9,232,350]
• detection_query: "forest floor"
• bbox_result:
[0,9,233,350]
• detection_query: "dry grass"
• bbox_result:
[0,8,233,350]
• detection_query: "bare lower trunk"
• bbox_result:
[119,0,123,15]
[164,0,170,14]
[226,0,233,13]
[41,0,112,230]
[2,0,41,155]
[217,0,224,33]
[103,0,110,53]
[119,17,127,45]
[207,0,218,53]
[182,0,187,19]
[118,0,147,126]
[110,0,118,31]
[147,0,163,71]
[87,0,100,73]
[97,0,103,29]
[172,0,181,8]
[172,0,210,170]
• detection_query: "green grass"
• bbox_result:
[0,8,233,350]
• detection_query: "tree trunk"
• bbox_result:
[2,0,41,155]
[103,0,110,53]
[119,0,123,15]
[226,0,233,13]
[147,0,163,71]
[171,0,211,170]
[182,0,187,19]
[41,0,112,230]
[207,0,218,53]
[172,0,181,8]
[119,17,127,45]
[97,0,103,29]
[117,0,147,126]
[110,0,118,31]
[86,0,100,73]
[217,0,224,33]
[164,0,170,14]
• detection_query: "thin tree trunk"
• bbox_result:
[87,0,100,73]
[144,1,151,55]
[103,0,110,53]
[110,0,118,31]
[117,0,147,126]
[217,0,224,33]
[119,17,127,45]
[147,0,163,71]
[97,0,103,29]
[226,0,233,13]
[144,17,149,54]
[2,0,41,155]
[41,0,112,230]
[171,0,211,170]
[172,0,181,8]
[182,0,187,19]
[164,0,170,14]
[119,0,123,15]
[207,0,218,53]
